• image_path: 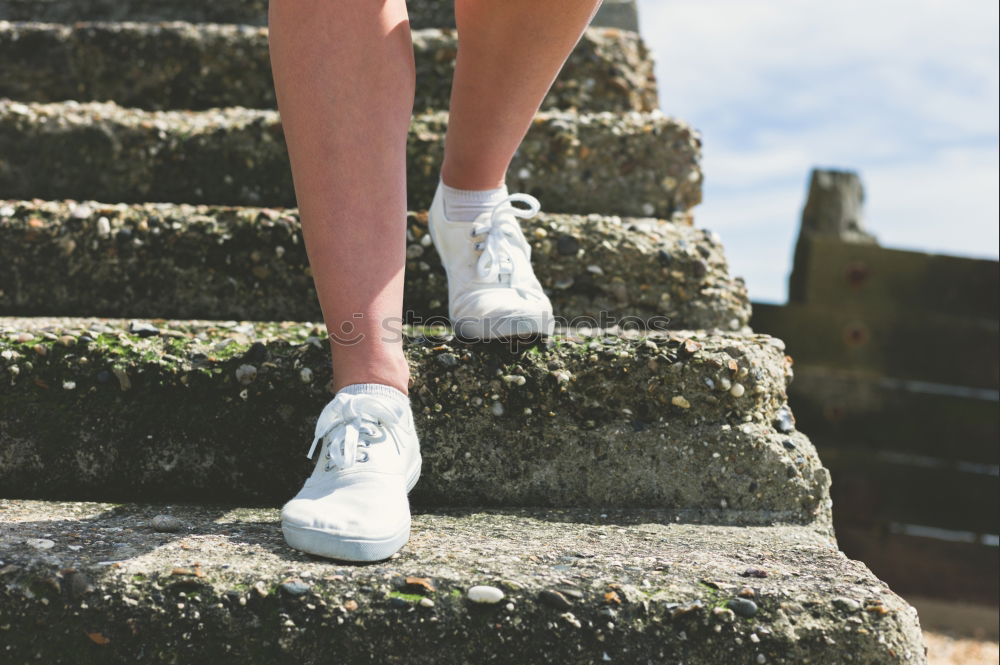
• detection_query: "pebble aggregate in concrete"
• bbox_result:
[0,100,703,218]
[0,0,639,31]
[0,499,928,664]
[0,199,750,330]
[0,22,658,113]
[0,315,830,524]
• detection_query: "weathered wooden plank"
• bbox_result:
[788,235,999,320]
[835,525,999,607]
[751,302,999,389]
[785,366,999,465]
[819,446,999,534]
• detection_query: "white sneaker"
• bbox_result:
[428,181,555,340]
[280,385,422,562]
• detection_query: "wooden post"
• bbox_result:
[800,168,877,242]
[790,168,878,302]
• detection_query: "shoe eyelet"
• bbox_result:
[358,452,370,463]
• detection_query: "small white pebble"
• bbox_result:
[299,367,313,383]
[467,585,504,604]
[25,538,55,550]
[235,364,257,385]
[551,370,572,383]
[730,382,745,397]
[151,514,183,532]
[62,380,76,390]
[561,611,582,628]
[419,597,434,608]
[671,395,691,409]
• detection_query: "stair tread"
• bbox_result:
[0,198,748,330]
[0,100,702,217]
[0,497,925,665]
[0,315,828,520]
[0,0,639,31]
[0,21,656,113]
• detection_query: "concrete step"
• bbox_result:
[0,22,658,113]
[0,316,829,524]
[0,100,701,218]
[0,199,750,331]
[0,498,926,665]
[0,0,640,32]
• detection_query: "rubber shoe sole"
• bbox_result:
[453,312,555,341]
[280,459,421,562]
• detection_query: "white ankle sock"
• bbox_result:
[439,178,509,222]
[338,383,409,406]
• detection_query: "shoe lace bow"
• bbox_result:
[470,193,541,283]
[305,393,407,471]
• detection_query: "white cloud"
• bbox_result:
[636,0,999,302]
[864,146,1000,254]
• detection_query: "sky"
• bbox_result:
[635,0,999,303]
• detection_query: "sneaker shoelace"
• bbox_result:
[305,393,408,472]
[470,193,541,284]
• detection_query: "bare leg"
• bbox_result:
[268,0,414,394]
[441,0,603,190]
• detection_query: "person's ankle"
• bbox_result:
[331,358,410,396]
[437,176,509,222]
[332,376,409,395]
[439,163,506,192]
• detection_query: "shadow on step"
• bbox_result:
[1,501,828,571]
